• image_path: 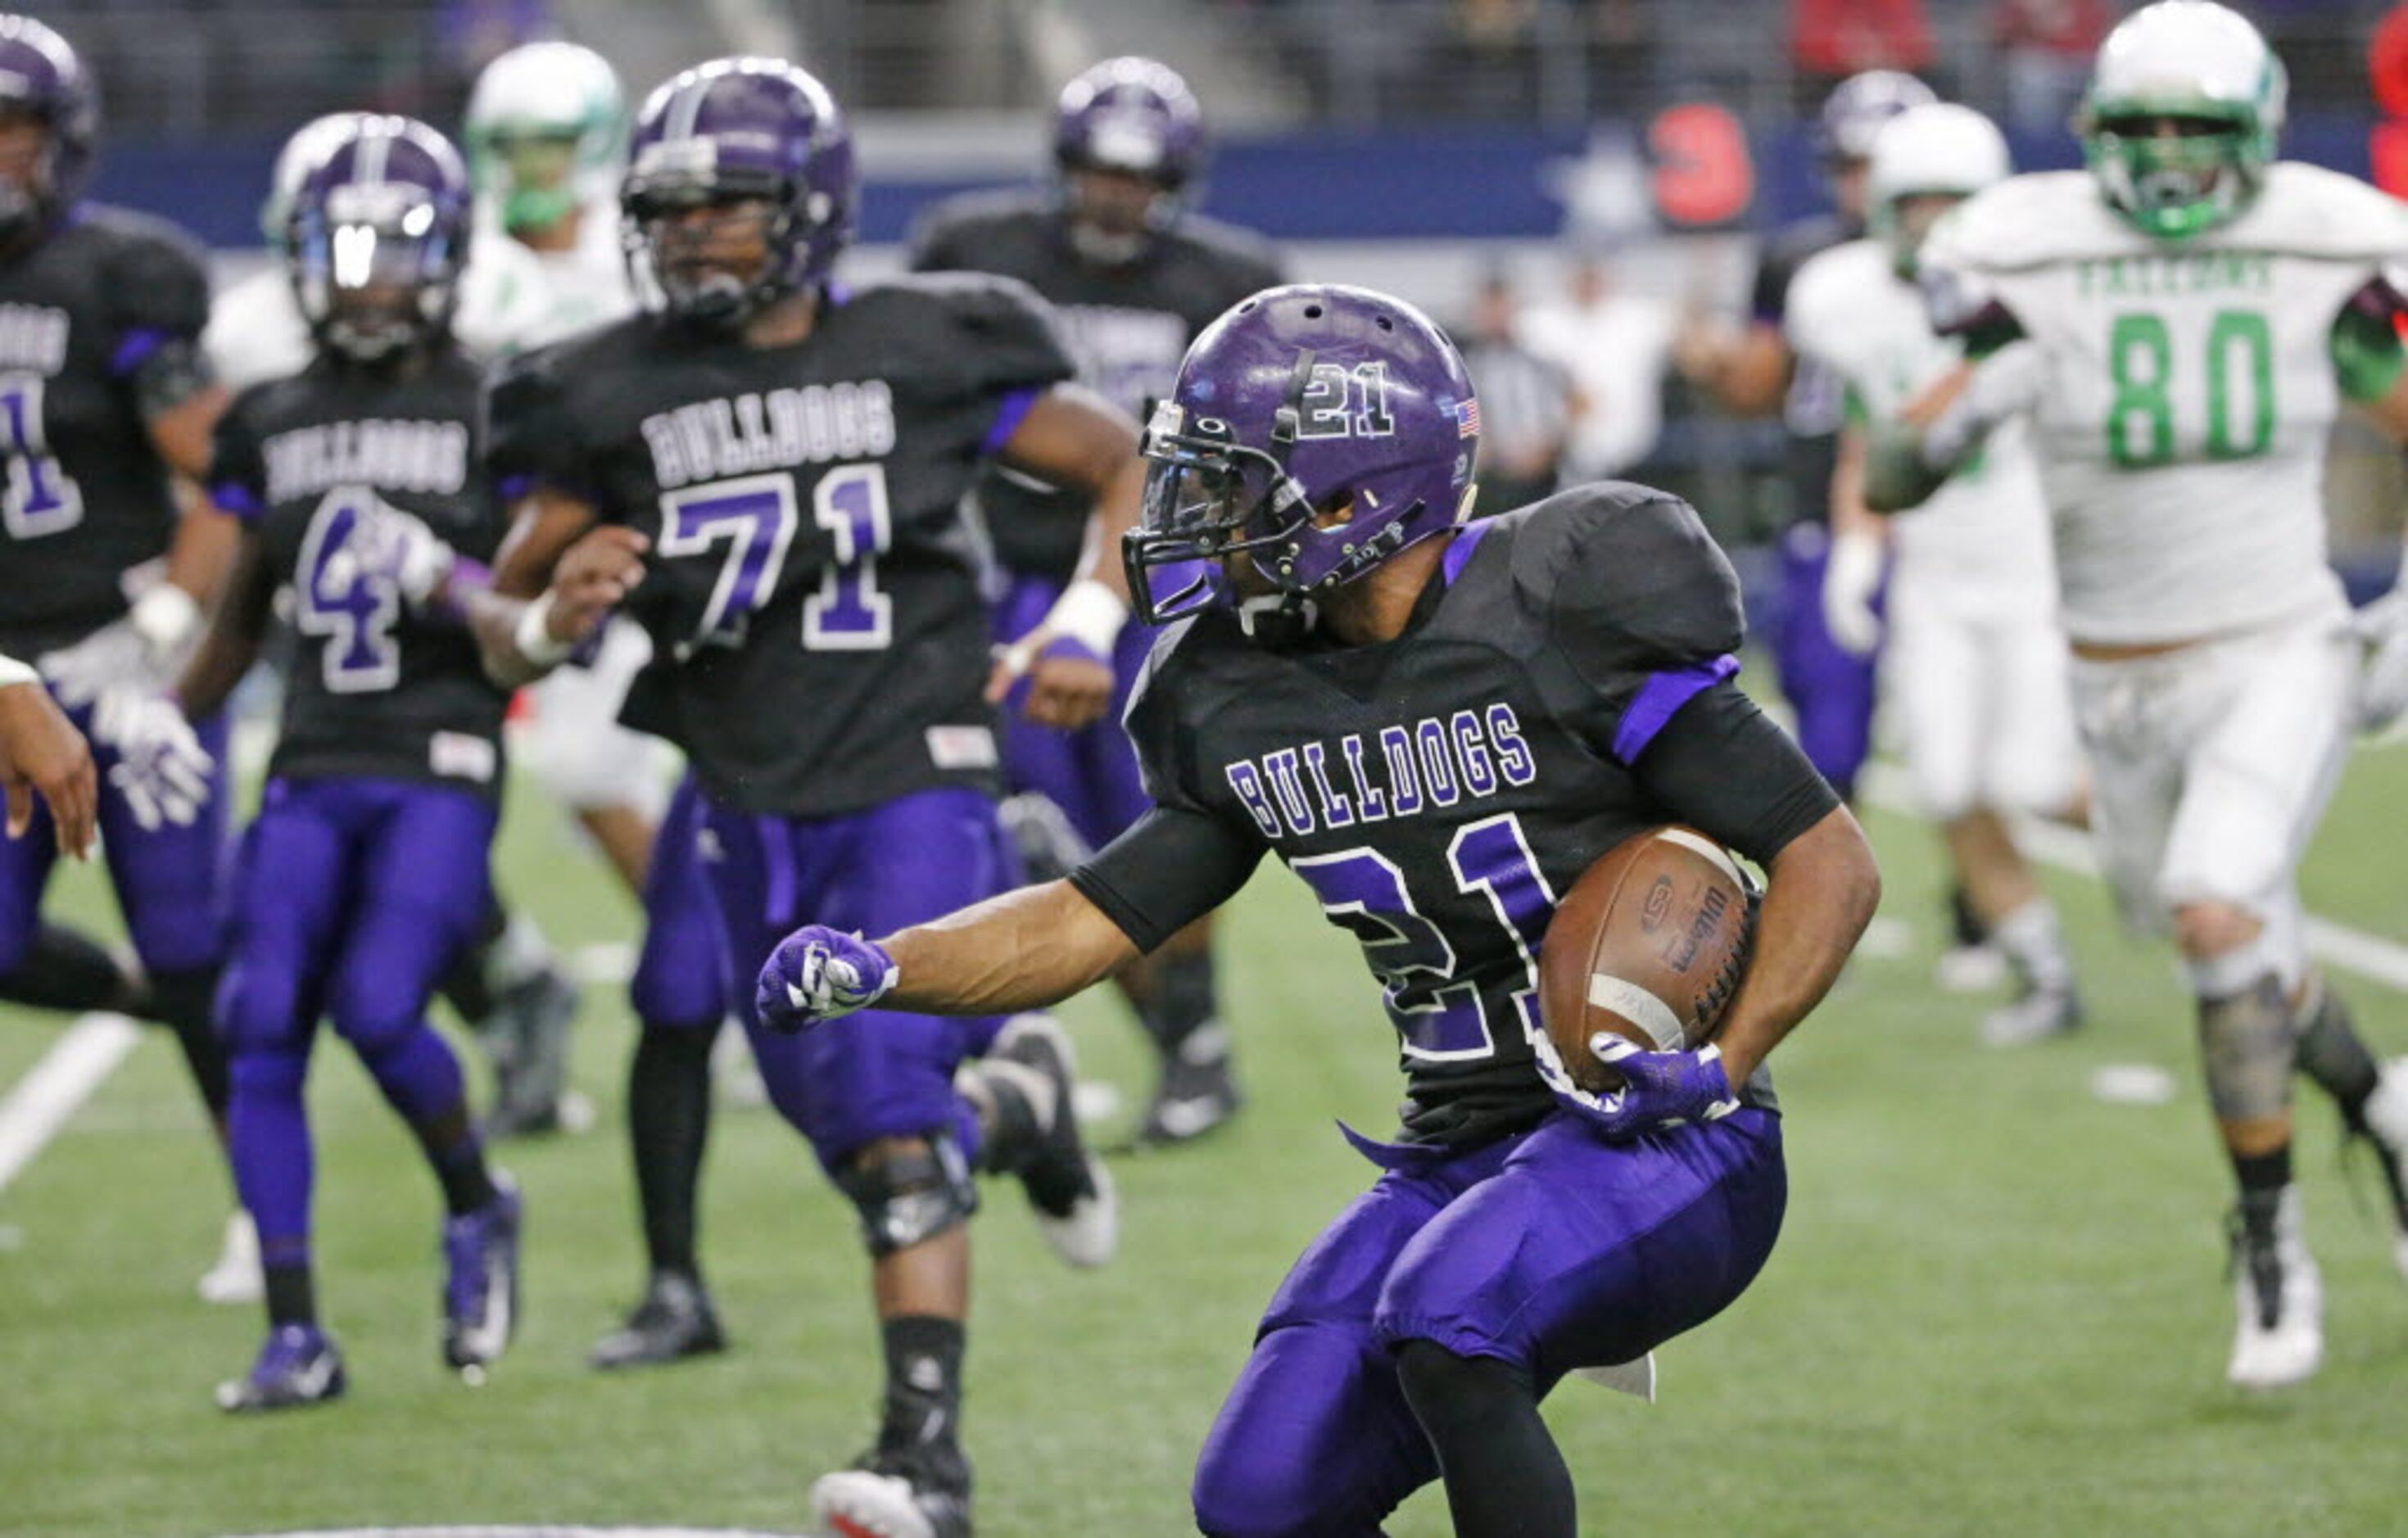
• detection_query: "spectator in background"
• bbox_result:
[1457,267,1584,516]
[1992,0,2110,133]
[2372,0,2408,195]
[1516,249,1676,482]
[1792,0,1934,111]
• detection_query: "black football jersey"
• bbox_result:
[1084,485,1785,1145]
[0,206,211,655]
[486,275,1076,816]
[1752,212,1859,524]
[910,191,1283,581]
[209,348,509,794]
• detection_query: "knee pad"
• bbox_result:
[2196,976,2297,1122]
[833,1133,979,1256]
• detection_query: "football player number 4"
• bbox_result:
[0,373,84,539]
[659,464,891,651]
[2105,309,2273,467]
[297,491,408,694]
[1292,813,1555,1063]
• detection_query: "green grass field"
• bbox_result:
[6,740,2408,1538]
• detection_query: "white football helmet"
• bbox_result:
[1867,103,2010,274]
[464,40,626,233]
[2080,1,2285,239]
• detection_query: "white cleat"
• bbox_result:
[1980,988,2083,1050]
[810,1467,968,1538]
[197,1210,264,1305]
[2358,1059,2408,1284]
[2226,1190,2324,1391]
[1935,942,2010,995]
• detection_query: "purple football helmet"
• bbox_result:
[0,15,98,238]
[285,115,472,364]
[622,57,856,328]
[1055,57,1205,191]
[1127,284,1480,627]
[1814,69,1937,164]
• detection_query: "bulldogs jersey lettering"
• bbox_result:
[487,272,1075,816]
[262,419,471,504]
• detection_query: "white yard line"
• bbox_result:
[1863,763,2408,994]
[0,1012,143,1194]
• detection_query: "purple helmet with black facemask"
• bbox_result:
[285,115,472,364]
[1055,57,1205,191]
[622,57,856,328]
[0,15,98,239]
[1127,284,1480,627]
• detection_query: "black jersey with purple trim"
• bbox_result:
[486,274,1076,816]
[1752,212,1858,525]
[1073,483,1807,1146]
[0,206,211,655]
[210,347,509,794]
[910,191,1282,581]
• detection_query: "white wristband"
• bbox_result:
[130,585,202,658]
[0,651,38,689]
[513,591,577,669]
[1039,577,1129,660]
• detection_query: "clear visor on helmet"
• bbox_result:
[292,188,456,360]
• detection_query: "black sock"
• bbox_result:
[147,966,230,1126]
[879,1314,966,1465]
[2294,981,2381,1131]
[414,1104,497,1215]
[264,1263,316,1329]
[1396,1341,1573,1538]
[1139,948,1221,1059]
[2233,1146,2293,1202]
[438,900,511,1024]
[628,1025,716,1278]
[967,1058,1043,1176]
[0,923,146,1015]
[1948,885,1987,950]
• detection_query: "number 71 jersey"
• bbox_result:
[1918,164,2408,647]
[486,274,1077,816]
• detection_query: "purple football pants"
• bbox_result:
[706,785,1015,1170]
[0,699,229,976]
[1771,522,1878,800]
[629,773,731,1032]
[1191,1108,1786,1537]
[993,570,1153,852]
[215,777,496,1266]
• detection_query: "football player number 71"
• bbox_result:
[658,463,894,652]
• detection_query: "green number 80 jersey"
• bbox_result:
[1918,162,2408,648]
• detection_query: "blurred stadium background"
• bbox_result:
[9,3,2408,1536]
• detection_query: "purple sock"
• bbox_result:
[229,1050,313,1269]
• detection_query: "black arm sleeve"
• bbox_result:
[1632,682,1841,867]
[1068,804,1265,954]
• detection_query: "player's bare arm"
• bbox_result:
[170,531,276,720]
[471,487,612,687]
[882,879,1142,1017]
[984,382,1144,728]
[0,657,97,858]
[1712,803,1880,1084]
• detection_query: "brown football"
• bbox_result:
[1537,825,1756,1093]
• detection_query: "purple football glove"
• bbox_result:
[1550,1038,1740,1139]
[756,925,898,1034]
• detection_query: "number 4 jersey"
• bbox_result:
[487,274,1076,816]
[1073,486,1840,1146]
[208,348,509,793]
[1918,163,2408,646]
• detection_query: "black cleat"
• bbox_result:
[480,967,582,1138]
[1136,1025,1243,1146]
[812,1440,973,1538]
[589,1271,726,1371]
[989,1015,1117,1268]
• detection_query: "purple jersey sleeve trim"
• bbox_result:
[111,327,170,378]
[1441,520,1489,586]
[980,387,1042,458]
[496,473,538,504]
[1612,654,1740,767]
[208,481,266,523]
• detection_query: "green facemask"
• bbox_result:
[2081,101,2271,241]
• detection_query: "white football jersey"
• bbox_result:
[1786,237,2055,608]
[1920,164,2408,645]
[464,205,636,357]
